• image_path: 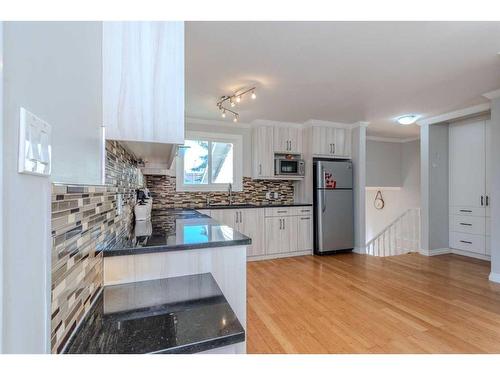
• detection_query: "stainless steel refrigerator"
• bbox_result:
[313,159,354,254]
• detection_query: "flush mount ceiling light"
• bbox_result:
[396,114,419,125]
[217,87,256,122]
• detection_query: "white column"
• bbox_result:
[352,122,368,253]
[419,124,430,252]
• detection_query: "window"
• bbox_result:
[177,131,243,192]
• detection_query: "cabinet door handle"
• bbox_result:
[300,217,311,220]
[459,209,472,213]
[460,240,472,244]
[239,211,242,223]
[332,143,335,154]
[459,223,472,226]
[283,218,285,230]
[279,218,283,230]
[235,211,238,223]
[486,196,489,206]
[259,164,262,175]
[277,210,287,213]
[481,196,484,206]
[329,144,332,153]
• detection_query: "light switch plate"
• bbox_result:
[18,107,52,176]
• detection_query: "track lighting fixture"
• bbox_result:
[216,87,256,122]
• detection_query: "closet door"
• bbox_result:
[449,119,486,210]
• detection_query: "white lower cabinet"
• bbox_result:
[208,206,313,260]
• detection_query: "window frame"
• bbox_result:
[176,131,243,192]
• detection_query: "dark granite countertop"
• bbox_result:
[64,273,245,354]
[196,202,313,210]
[103,209,251,257]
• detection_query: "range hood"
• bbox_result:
[119,140,179,175]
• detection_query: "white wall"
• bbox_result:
[365,140,420,242]
[490,98,500,280]
[2,22,102,353]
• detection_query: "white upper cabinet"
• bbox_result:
[273,126,302,153]
[252,126,275,178]
[449,118,486,209]
[311,126,351,158]
[103,22,184,144]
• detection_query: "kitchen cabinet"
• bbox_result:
[209,208,264,257]
[297,216,313,251]
[252,126,275,178]
[103,21,184,144]
[311,126,351,158]
[449,117,491,257]
[273,127,302,153]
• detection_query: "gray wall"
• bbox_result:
[2,22,102,353]
[366,140,402,187]
[420,123,449,251]
[490,98,500,278]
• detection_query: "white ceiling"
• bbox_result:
[186,21,500,138]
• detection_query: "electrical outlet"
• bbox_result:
[273,192,279,199]
[265,192,272,199]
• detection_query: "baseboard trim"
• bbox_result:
[450,248,491,261]
[419,248,451,256]
[489,272,500,284]
[247,250,313,262]
[352,246,366,255]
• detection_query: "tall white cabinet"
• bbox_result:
[449,117,491,257]
[103,21,184,144]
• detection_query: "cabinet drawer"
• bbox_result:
[449,215,485,235]
[264,207,295,217]
[449,232,485,254]
[450,206,485,217]
[293,206,313,216]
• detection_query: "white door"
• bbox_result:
[239,209,265,257]
[209,209,237,228]
[297,216,313,251]
[253,126,274,178]
[449,119,486,209]
[103,22,184,144]
[288,127,302,153]
[265,217,285,254]
[485,119,492,218]
[273,127,289,152]
[282,216,298,253]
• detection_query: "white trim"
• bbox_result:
[252,119,303,129]
[450,248,491,261]
[419,247,492,261]
[352,246,366,255]
[419,248,451,256]
[482,88,500,100]
[247,250,313,262]
[365,186,402,191]
[303,119,363,130]
[176,130,243,192]
[417,103,491,126]
[489,272,500,284]
[367,135,420,143]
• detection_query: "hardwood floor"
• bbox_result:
[247,253,500,353]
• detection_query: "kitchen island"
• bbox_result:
[102,208,250,354]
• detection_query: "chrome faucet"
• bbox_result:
[228,183,233,205]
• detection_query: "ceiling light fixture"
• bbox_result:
[216,87,256,122]
[396,114,419,125]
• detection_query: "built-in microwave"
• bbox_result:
[274,153,305,177]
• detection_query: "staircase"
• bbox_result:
[366,208,421,257]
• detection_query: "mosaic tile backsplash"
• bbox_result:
[145,175,294,209]
[50,141,142,353]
